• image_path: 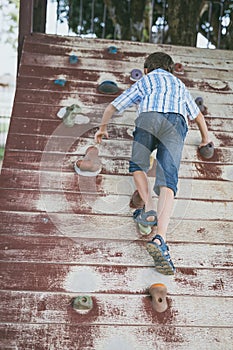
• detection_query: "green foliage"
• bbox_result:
[0,0,19,49]
[0,147,6,160]
[55,0,233,48]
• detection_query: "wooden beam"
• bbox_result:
[17,0,34,72]
[33,0,47,33]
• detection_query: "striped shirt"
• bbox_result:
[111,68,200,124]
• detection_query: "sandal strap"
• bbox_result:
[133,208,143,219]
[148,235,175,271]
[152,234,165,246]
[141,210,157,221]
[133,208,157,226]
[151,234,171,255]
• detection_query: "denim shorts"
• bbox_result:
[129,112,188,196]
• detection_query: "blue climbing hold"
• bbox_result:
[54,79,67,87]
[108,46,118,54]
[69,54,78,64]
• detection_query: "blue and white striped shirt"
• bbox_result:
[111,68,200,124]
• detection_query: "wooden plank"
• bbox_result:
[22,37,233,64]
[21,36,233,71]
[14,84,233,107]
[0,211,232,244]
[7,117,233,147]
[25,33,233,61]
[2,149,233,181]
[4,133,233,169]
[16,74,233,95]
[20,50,233,82]
[0,291,232,327]
[1,323,232,350]
[12,88,233,119]
[1,169,232,203]
[0,239,232,295]
[0,188,232,220]
[12,100,233,121]
[0,234,232,270]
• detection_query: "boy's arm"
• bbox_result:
[194,112,210,148]
[95,103,117,143]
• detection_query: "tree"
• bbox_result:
[198,0,233,50]
[0,0,19,49]
[56,0,233,49]
[166,0,204,47]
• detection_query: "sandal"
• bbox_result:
[133,208,157,227]
[146,235,175,275]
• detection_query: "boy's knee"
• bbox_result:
[154,184,176,197]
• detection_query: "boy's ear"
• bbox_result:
[144,68,148,75]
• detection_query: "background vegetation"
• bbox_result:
[56,0,233,49]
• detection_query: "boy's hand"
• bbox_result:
[198,141,210,148]
[94,129,109,143]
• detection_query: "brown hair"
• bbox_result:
[144,52,174,73]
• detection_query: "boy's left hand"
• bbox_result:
[94,129,109,143]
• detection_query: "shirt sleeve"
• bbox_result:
[185,89,200,120]
[111,82,142,113]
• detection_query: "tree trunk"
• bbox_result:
[33,0,47,33]
[104,0,147,41]
[166,0,204,46]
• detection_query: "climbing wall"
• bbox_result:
[0,33,233,349]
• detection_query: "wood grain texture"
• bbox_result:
[1,324,232,350]
[0,211,232,243]
[0,33,233,350]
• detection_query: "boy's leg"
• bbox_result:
[146,186,175,275]
[155,186,174,242]
[133,170,155,222]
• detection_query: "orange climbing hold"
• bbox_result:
[149,283,168,313]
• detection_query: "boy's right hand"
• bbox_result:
[94,129,109,143]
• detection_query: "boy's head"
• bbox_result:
[144,52,174,74]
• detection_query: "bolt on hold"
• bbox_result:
[54,78,67,87]
[130,69,143,81]
[72,296,93,313]
[108,46,118,54]
[149,283,168,313]
[69,54,78,64]
[195,96,207,114]
[173,63,184,75]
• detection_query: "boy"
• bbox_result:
[94,52,211,275]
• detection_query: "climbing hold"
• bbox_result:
[74,146,102,176]
[207,80,228,90]
[198,142,215,159]
[69,54,78,64]
[108,46,118,54]
[72,296,93,312]
[97,80,119,95]
[195,96,206,113]
[149,283,168,313]
[42,217,49,224]
[130,69,143,81]
[62,104,82,127]
[54,78,67,87]
[174,63,184,75]
[74,114,90,125]
[129,190,144,209]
